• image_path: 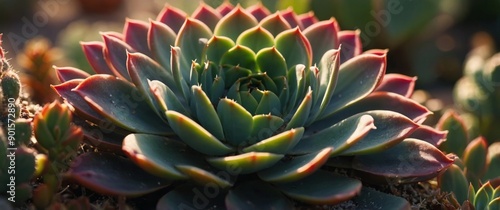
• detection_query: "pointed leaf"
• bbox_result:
[217,98,253,146]
[463,136,488,178]
[259,13,292,37]
[149,80,189,117]
[148,20,176,70]
[436,110,469,157]
[409,125,448,147]
[220,45,257,71]
[286,89,312,130]
[214,5,258,41]
[74,75,171,134]
[192,3,222,30]
[123,19,150,56]
[55,66,91,83]
[292,113,375,155]
[205,36,235,65]
[338,30,362,64]
[353,138,455,183]
[175,18,212,70]
[239,91,259,114]
[275,170,362,205]
[321,53,386,118]
[311,48,340,120]
[275,28,312,68]
[156,5,187,33]
[256,47,287,78]
[475,183,492,209]
[303,19,340,65]
[250,114,284,142]
[52,80,104,124]
[259,147,332,183]
[207,152,283,174]
[68,152,169,196]
[192,85,224,140]
[353,187,411,210]
[226,181,293,210]
[165,110,233,156]
[246,3,271,21]
[279,8,303,29]
[243,127,304,154]
[438,164,469,204]
[122,133,204,180]
[484,142,500,181]
[81,41,114,75]
[375,73,417,98]
[298,11,318,29]
[102,33,134,81]
[236,26,274,53]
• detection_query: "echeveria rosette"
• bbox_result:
[53,3,454,208]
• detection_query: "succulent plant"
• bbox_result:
[454,44,500,143]
[53,2,454,208]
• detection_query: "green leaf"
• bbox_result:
[291,113,375,155]
[156,184,226,210]
[259,13,292,37]
[225,181,293,210]
[236,26,274,53]
[68,152,170,197]
[149,80,190,117]
[214,5,258,41]
[286,64,307,112]
[463,137,488,178]
[353,139,455,183]
[239,91,259,114]
[14,147,36,183]
[220,45,257,71]
[490,197,500,210]
[170,46,191,100]
[475,183,492,209]
[207,152,283,174]
[101,33,135,81]
[176,165,232,189]
[256,47,287,78]
[148,20,176,70]
[217,98,253,147]
[436,110,469,157]
[223,65,252,88]
[303,19,340,65]
[285,89,313,130]
[310,49,340,122]
[175,18,212,73]
[353,187,411,210]
[254,90,281,116]
[74,75,172,135]
[192,85,224,140]
[165,111,233,156]
[122,133,204,180]
[250,114,284,142]
[259,147,332,183]
[321,53,386,118]
[437,164,469,204]
[243,127,304,154]
[275,28,312,69]
[275,170,361,204]
[204,36,235,65]
[484,142,500,181]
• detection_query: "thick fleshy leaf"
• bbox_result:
[55,66,91,83]
[214,5,258,41]
[408,125,448,146]
[217,98,253,146]
[102,33,134,81]
[81,42,114,75]
[156,183,226,210]
[279,8,303,29]
[339,111,418,155]
[175,18,212,70]
[254,90,281,116]
[463,137,488,177]
[216,1,233,16]
[250,114,284,142]
[338,30,362,64]
[242,127,304,154]
[122,133,203,180]
[74,75,171,135]
[286,89,312,130]
[148,20,176,70]
[259,147,332,183]
[375,73,417,98]
[156,5,187,33]
[298,11,318,29]
[246,3,271,21]
[259,13,292,37]
[275,170,362,204]
[165,110,233,156]
[311,49,340,121]
[192,3,222,30]
[436,110,469,157]
[256,47,287,78]
[220,45,257,71]
[123,19,150,56]
[275,28,312,68]
[68,152,169,196]
[204,36,235,65]
[292,113,375,155]
[149,80,189,117]
[192,85,224,140]
[236,26,274,53]
[207,152,283,174]
[127,52,177,117]
[286,64,307,112]
[353,187,411,210]
[303,19,340,65]
[318,92,431,126]
[176,165,233,189]
[438,164,469,204]
[353,138,455,183]
[321,53,386,119]
[475,182,493,209]
[485,142,500,181]
[225,181,293,210]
